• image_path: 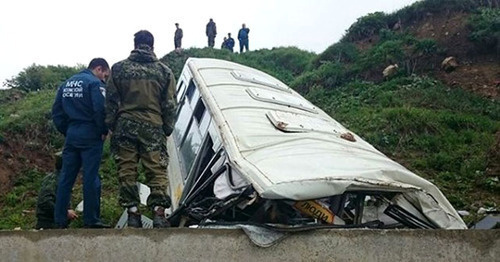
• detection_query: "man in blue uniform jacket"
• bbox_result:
[51,58,110,228]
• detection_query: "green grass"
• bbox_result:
[161,46,315,85]
[306,76,499,213]
[0,89,55,132]
[0,140,123,230]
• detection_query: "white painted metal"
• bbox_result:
[167,58,466,229]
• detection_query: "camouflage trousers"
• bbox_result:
[111,117,171,208]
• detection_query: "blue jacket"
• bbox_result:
[52,69,107,145]
[238,28,250,41]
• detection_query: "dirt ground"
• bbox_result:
[0,133,54,196]
[410,11,499,98]
[355,11,499,98]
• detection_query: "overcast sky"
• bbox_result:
[0,0,419,88]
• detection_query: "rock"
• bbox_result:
[392,21,401,30]
[441,57,458,72]
[458,210,470,216]
[383,64,399,79]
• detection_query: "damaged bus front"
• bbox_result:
[165,58,466,230]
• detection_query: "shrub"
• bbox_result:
[290,62,351,93]
[311,42,359,69]
[5,64,82,92]
[344,12,388,41]
[415,38,438,56]
[468,7,500,54]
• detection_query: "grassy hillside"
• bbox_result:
[0,0,498,229]
[161,46,315,84]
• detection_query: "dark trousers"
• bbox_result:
[208,36,215,48]
[239,39,249,53]
[174,39,182,48]
[54,141,103,227]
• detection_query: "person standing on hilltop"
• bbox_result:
[226,33,235,52]
[238,23,250,53]
[206,18,217,48]
[174,23,183,50]
[105,30,177,228]
[221,37,228,49]
[51,58,110,229]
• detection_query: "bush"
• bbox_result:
[311,42,359,69]
[4,64,82,92]
[468,7,500,54]
[290,62,350,93]
[415,38,438,56]
[362,40,406,67]
[344,12,388,41]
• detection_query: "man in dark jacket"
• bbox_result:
[51,58,110,229]
[105,30,177,228]
[226,33,235,52]
[206,18,217,48]
[238,23,250,53]
[35,152,78,229]
[221,37,228,49]
[174,23,183,49]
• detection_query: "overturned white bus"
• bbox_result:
[165,58,466,230]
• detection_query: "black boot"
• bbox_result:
[128,210,143,228]
[153,207,170,228]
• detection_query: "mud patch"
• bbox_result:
[0,133,54,197]
[352,10,500,99]
[409,11,499,98]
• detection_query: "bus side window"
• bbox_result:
[186,79,196,102]
[173,99,193,145]
[193,100,205,122]
[195,100,210,136]
[176,80,186,103]
[179,120,203,178]
[190,135,216,188]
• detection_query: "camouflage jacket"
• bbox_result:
[105,45,177,135]
[36,171,72,225]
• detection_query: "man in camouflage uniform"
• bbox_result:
[105,30,177,228]
[35,153,78,229]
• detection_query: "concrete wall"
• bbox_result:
[0,229,498,262]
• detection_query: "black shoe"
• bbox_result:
[128,211,143,228]
[84,222,111,229]
[54,224,68,229]
[153,207,170,228]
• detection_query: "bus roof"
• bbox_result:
[185,58,464,228]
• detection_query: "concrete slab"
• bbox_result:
[0,229,498,262]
